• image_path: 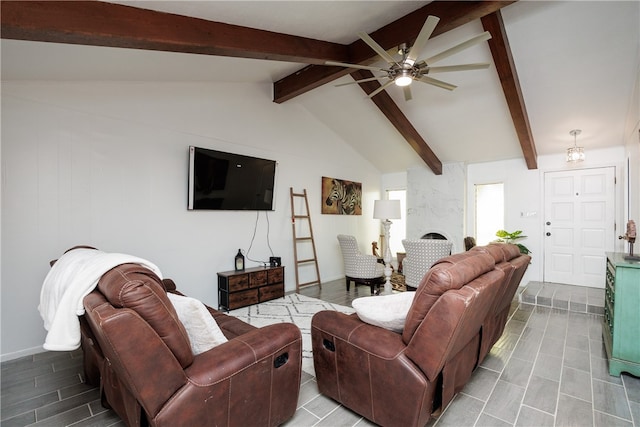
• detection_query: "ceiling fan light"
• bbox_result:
[395,71,412,87]
[395,76,412,86]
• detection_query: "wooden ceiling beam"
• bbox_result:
[273,1,516,103]
[270,1,520,175]
[0,1,537,171]
[0,1,348,63]
[482,11,538,169]
[351,70,443,175]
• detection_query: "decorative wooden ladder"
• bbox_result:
[290,188,321,291]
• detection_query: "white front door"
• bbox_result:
[543,167,615,288]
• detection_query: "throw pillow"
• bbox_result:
[352,292,416,333]
[166,293,228,355]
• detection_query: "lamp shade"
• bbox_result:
[373,199,401,220]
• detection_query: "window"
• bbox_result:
[386,190,406,256]
[475,183,504,245]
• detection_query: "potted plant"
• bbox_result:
[495,229,531,255]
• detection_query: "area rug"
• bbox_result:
[229,293,355,376]
[391,272,407,292]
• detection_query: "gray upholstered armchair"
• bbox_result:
[402,239,453,290]
[337,234,384,294]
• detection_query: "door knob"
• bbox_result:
[546,221,551,225]
[546,232,551,236]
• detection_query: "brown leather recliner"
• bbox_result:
[311,250,505,427]
[82,263,302,427]
[471,243,531,364]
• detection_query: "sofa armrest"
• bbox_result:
[161,323,302,426]
[311,311,406,359]
[185,323,301,384]
[311,311,432,427]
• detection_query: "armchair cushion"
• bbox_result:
[337,234,384,279]
[352,292,415,332]
[166,293,228,355]
[402,239,453,289]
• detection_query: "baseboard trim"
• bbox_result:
[1,345,45,362]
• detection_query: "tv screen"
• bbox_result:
[188,146,277,211]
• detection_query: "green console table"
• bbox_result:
[603,252,640,377]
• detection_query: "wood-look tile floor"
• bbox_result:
[2,279,638,426]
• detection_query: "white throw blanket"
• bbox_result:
[38,248,162,351]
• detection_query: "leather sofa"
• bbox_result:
[311,244,530,427]
[471,243,531,364]
[79,263,302,427]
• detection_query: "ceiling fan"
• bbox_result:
[326,15,492,101]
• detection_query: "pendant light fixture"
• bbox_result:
[566,129,585,163]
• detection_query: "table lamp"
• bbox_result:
[373,199,401,294]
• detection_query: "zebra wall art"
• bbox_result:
[322,177,362,215]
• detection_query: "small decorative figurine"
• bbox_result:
[619,220,639,261]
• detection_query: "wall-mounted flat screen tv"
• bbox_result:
[188,146,277,211]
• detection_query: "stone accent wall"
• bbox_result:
[406,162,465,253]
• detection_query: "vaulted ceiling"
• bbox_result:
[2,1,638,174]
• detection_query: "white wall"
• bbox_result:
[466,147,628,286]
[391,142,629,289]
[4,80,636,361]
[625,125,640,224]
[381,171,407,193]
[466,158,541,285]
[1,81,382,360]
[623,64,640,224]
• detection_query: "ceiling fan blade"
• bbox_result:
[423,31,492,65]
[406,15,440,65]
[425,63,491,73]
[357,32,399,66]
[403,85,413,101]
[325,61,387,73]
[415,75,457,91]
[367,79,396,98]
[335,76,387,87]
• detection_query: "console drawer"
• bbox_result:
[259,283,284,302]
[268,268,284,284]
[228,289,259,309]
[227,274,249,292]
[249,270,268,287]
